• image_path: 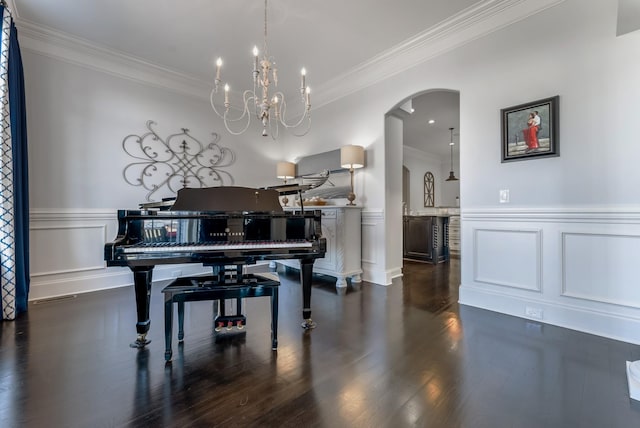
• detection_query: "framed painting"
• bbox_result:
[501,96,559,162]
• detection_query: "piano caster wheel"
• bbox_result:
[215,322,224,332]
[130,335,151,349]
[301,319,316,330]
[236,321,244,330]
[226,321,233,331]
[165,350,172,362]
[178,334,184,342]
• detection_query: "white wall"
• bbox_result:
[455,0,640,344]
[24,52,285,299]
[384,116,403,284]
[25,53,282,210]
[283,0,640,344]
[402,146,444,212]
[401,146,460,210]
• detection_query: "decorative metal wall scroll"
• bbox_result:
[123,120,235,201]
[424,172,435,207]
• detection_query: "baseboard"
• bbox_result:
[29,264,211,301]
[362,266,402,286]
[459,283,640,345]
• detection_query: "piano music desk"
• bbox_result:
[162,272,280,362]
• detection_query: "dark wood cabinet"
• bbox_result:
[403,215,449,264]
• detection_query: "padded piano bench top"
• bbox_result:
[162,272,280,301]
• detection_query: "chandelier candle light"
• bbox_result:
[340,145,365,206]
[211,0,311,139]
[276,161,296,206]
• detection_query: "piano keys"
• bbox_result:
[104,186,326,348]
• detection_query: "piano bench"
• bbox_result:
[161,273,280,362]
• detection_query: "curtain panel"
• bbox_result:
[0,4,29,320]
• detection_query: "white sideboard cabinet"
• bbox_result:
[280,206,362,294]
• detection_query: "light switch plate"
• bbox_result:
[499,189,509,203]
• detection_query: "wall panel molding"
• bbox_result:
[30,223,108,276]
[361,209,384,221]
[361,222,378,265]
[473,227,542,292]
[561,231,640,309]
[361,209,387,284]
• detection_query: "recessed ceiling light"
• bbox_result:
[428,119,435,124]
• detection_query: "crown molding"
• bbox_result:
[15,18,211,99]
[314,0,565,108]
[13,0,565,106]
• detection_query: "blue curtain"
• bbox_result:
[0,5,29,320]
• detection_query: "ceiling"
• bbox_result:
[10,0,478,157]
[11,0,479,90]
[394,91,460,159]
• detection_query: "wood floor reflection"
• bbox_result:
[2,260,640,427]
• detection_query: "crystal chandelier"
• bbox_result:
[210,0,311,139]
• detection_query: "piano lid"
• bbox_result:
[138,198,175,210]
[170,186,283,212]
[267,183,312,196]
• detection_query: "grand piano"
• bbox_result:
[104,186,326,348]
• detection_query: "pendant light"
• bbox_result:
[445,127,459,181]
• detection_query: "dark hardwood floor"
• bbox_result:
[3,260,640,427]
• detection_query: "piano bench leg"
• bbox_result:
[164,298,174,362]
[212,300,219,321]
[129,334,151,349]
[178,301,185,342]
[271,287,279,350]
[301,318,316,330]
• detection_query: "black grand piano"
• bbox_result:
[104,186,326,348]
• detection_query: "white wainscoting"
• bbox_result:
[460,207,640,345]
[361,209,396,285]
[28,208,390,300]
[29,209,209,301]
[31,223,108,276]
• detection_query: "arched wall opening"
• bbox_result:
[384,88,461,273]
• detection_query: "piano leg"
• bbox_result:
[300,258,316,330]
[130,266,154,348]
[271,286,279,350]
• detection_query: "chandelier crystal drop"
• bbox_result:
[210,0,311,139]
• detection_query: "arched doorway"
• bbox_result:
[386,89,461,272]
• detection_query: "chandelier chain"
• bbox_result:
[263,0,268,56]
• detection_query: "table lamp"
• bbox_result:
[340,145,365,206]
[276,161,296,206]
